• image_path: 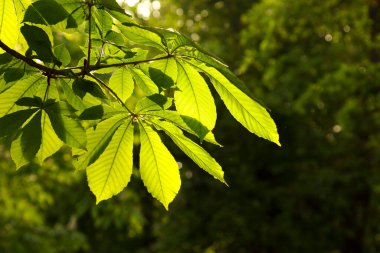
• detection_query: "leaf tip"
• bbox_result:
[272,134,281,147]
[95,197,105,205]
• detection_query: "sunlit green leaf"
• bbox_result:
[59,79,87,111]
[93,8,113,38]
[190,61,281,146]
[54,44,71,67]
[23,0,69,25]
[0,108,38,138]
[87,119,134,203]
[0,0,19,51]
[174,60,216,137]
[45,102,86,149]
[0,74,44,117]
[148,57,177,90]
[109,67,134,102]
[134,94,172,113]
[139,121,180,210]
[143,110,220,146]
[152,120,226,184]
[74,113,128,170]
[36,111,63,164]
[119,23,167,51]
[130,68,159,95]
[10,110,42,169]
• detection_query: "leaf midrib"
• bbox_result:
[98,120,132,200]
[139,122,166,205]
[177,61,202,125]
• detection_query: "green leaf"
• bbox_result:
[130,68,159,95]
[0,108,38,138]
[93,8,113,38]
[97,0,125,13]
[174,60,216,136]
[139,122,181,210]
[16,96,43,107]
[45,102,87,149]
[72,78,107,99]
[36,111,63,164]
[146,28,200,54]
[0,53,28,83]
[54,44,71,66]
[23,0,69,25]
[0,0,19,51]
[11,110,42,169]
[109,67,134,102]
[55,0,84,28]
[191,61,281,146]
[152,120,226,184]
[134,94,172,113]
[148,58,177,90]
[143,110,220,146]
[79,104,127,120]
[21,24,59,64]
[180,48,254,97]
[79,105,104,120]
[87,120,134,203]
[0,74,44,117]
[74,113,128,170]
[59,79,87,111]
[105,30,124,44]
[119,23,167,52]
[106,9,133,23]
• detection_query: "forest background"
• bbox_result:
[1,0,380,252]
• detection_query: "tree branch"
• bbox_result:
[0,40,72,76]
[1,39,174,78]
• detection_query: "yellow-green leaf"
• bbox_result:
[174,60,216,137]
[119,23,166,51]
[0,74,44,117]
[152,120,226,184]
[10,110,42,169]
[0,0,19,51]
[143,110,221,146]
[74,113,128,170]
[130,68,159,96]
[109,67,134,102]
[36,111,63,164]
[87,120,134,203]
[189,61,281,146]
[139,122,180,210]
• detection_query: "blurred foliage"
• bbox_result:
[2,0,380,252]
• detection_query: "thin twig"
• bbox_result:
[87,0,93,68]
[87,72,134,115]
[89,54,174,71]
[65,54,174,71]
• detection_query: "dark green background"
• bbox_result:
[1,0,380,252]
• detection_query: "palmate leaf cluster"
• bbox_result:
[0,0,280,209]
